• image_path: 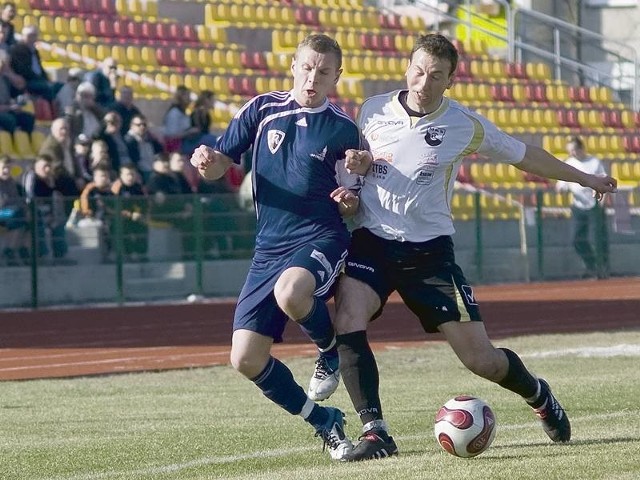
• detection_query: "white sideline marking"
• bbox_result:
[43,411,635,480]
[521,344,640,358]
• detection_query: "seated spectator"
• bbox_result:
[85,57,118,109]
[111,164,148,262]
[0,48,33,133]
[124,113,164,183]
[87,138,113,176]
[146,153,193,259]
[162,85,198,152]
[54,67,83,115]
[79,165,114,259]
[96,110,132,172]
[180,89,218,156]
[64,81,104,140]
[0,155,29,265]
[9,25,62,102]
[73,133,92,184]
[0,2,16,50]
[39,117,82,210]
[22,154,70,262]
[111,86,141,136]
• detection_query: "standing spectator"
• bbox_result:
[111,164,148,262]
[9,25,62,102]
[64,81,104,140]
[0,48,33,134]
[124,113,164,183]
[111,86,141,136]
[79,165,114,259]
[86,138,113,176]
[556,136,610,279]
[96,110,132,173]
[162,85,198,152]
[0,155,29,265]
[23,154,70,262]
[73,133,92,184]
[39,117,82,214]
[0,2,16,49]
[85,57,118,109]
[180,89,218,156]
[53,67,83,115]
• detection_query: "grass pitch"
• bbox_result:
[2,330,639,480]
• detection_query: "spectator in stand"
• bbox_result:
[146,153,192,259]
[0,2,16,49]
[53,67,83,115]
[124,113,164,183]
[556,136,610,279]
[180,89,218,156]
[85,57,118,109]
[23,154,70,263]
[169,151,195,258]
[87,138,113,176]
[64,81,104,140]
[0,155,29,265]
[73,133,92,184]
[111,86,141,136]
[0,48,33,134]
[111,164,148,262]
[39,117,82,214]
[162,85,199,153]
[95,110,132,173]
[79,165,114,259]
[9,25,62,102]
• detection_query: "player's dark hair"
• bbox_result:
[296,34,342,69]
[410,33,459,76]
[567,135,584,150]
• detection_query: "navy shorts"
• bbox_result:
[233,237,348,343]
[344,228,482,333]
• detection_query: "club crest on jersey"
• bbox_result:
[267,130,285,154]
[425,126,446,146]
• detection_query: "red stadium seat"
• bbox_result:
[505,62,528,79]
[524,83,548,103]
[556,108,580,128]
[490,84,514,102]
[568,86,591,103]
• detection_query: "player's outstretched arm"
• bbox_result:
[516,144,617,197]
[345,149,373,176]
[190,145,233,180]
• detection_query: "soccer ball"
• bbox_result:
[434,395,497,458]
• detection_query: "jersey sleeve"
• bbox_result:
[214,97,260,165]
[334,124,365,192]
[473,112,527,164]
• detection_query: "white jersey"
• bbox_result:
[555,156,605,210]
[355,90,527,242]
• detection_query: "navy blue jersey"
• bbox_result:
[216,91,363,256]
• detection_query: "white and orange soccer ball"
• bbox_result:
[434,395,497,458]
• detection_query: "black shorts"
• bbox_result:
[344,228,482,333]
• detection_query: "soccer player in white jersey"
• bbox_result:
[311,33,618,461]
[190,34,364,460]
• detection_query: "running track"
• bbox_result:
[1,278,638,381]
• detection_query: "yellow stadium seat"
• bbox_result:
[31,131,46,153]
[526,62,551,81]
[13,131,35,159]
[0,131,17,157]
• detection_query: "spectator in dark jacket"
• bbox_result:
[124,113,164,183]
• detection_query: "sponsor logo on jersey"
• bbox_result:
[347,260,375,273]
[416,166,435,185]
[310,146,328,161]
[425,126,446,146]
[267,129,285,154]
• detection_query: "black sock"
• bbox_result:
[497,348,539,399]
[337,331,382,426]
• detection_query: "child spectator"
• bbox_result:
[0,155,29,265]
[79,165,114,260]
[111,165,148,262]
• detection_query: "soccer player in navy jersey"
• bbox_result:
[316,33,618,461]
[190,34,363,460]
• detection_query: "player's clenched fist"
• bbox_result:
[190,145,232,180]
[345,149,373,175]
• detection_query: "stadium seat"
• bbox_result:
[13,131,35,159]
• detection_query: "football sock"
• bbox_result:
[298,297,336,352]
[337,330,382,425]
[497,347,539,399]
[252,356,307,415]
